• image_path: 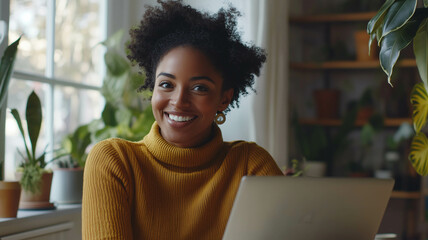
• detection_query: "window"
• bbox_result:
[4,0,106,179]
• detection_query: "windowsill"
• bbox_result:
[0,204,82,239]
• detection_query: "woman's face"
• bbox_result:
[152,46,233,148]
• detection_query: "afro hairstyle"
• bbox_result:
[127,0,267,110]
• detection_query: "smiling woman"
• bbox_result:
[82,1,283,239]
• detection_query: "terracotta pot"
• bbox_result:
[51,168,83,204]
[0,181,21,218]
[354,30,378,61]
[15,171,55,210]
[313,89,341,119]
[357,106,374,121]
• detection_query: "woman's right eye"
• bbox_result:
[159,81,173,88]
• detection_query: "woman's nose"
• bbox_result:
[171,88,190,108]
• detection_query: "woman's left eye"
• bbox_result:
[193,85,209,92]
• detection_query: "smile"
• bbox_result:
[167,113,196,122]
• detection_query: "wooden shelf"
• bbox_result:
[299,118,412,127]
[290,59,416,70]
[391,191,421,199]
[289,12,377,23]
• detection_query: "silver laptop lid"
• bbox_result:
[223,176,394,240]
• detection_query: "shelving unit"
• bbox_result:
[289,8,422,239]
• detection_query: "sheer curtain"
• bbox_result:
[221,0,289,168]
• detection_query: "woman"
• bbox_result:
[82,1,283,239]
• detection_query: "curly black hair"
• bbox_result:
[127,0,266,110]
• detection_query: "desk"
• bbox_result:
[0,205,81,240]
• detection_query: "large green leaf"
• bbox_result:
[10,108,32,162]
[101,102,118,127]
[379,20,420,84]
[0,37,20,109]
[25,91,42,160]
[410,82,428,133]
[367,0,395,49]
[105,50,130,76]
[101,72,128,106]
[409,132,428,176]
[424,0,428,7]
[381,0,417,40]
[101,29,124,50]
[414,18,428,87]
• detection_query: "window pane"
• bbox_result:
[9,0,47,75]
[54,0,103,86]
[53,86,104,147]
[5,79,48,180]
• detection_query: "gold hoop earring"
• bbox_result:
[215,111,226,125]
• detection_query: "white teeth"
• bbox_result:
[169,114,194,122]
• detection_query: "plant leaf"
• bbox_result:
[101,102,118,127]
[101,29,124,50]
[410,82,428,133]
[414,18,428,87]
[424,0,428,7]
[10,108,32,162]
[379,20,420,84]
[381,0,417,40]
[26,91,42,160]
[0,37,20,109]
[409,132,428,176]
[367,0,395,49]
[104,50,130,76]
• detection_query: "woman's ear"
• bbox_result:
[218,88,234,111]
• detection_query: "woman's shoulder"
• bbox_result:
[226,140,265,150]
[225,140,271,157]
[91,138,144,151]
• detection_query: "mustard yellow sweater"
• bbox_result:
[82,122,283,240]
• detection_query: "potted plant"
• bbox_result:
[367,0,428,175]
[0,37,21,218]
[11,91,54,210]
[50,124,91,204]
[292,104,358,177]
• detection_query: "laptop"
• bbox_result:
[222,176,394,240]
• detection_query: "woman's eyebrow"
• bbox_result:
[190,76,214,83]
[157,72,175,79]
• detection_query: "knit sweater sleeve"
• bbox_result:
[246,143,284,176]
[82,140,133,240]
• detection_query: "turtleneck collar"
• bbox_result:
[142,122,224,168]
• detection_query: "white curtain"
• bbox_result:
[222,0,289,168]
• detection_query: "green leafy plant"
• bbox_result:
[11,91,49,193]
[0,37,20,181]
[88,30,154,142]
[367,0,428,175]
[55,124,91,168]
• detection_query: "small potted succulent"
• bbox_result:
[12,91,54,210]
[0,36,21,217]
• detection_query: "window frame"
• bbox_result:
[1,0,107,178]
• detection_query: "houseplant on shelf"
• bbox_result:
[0,36,21,217]
[11,91,55,210]
[367,0,428,175]
[50,124,91,204]
[292,104,358,177]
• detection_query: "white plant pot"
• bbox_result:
[50,168,83,204]
[304,161,327,177]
